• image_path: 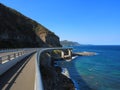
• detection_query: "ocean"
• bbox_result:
[57,45,120,90]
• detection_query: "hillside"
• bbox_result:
[60,40,80,46]
[0,3,61,48]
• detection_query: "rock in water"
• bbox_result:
[74,51,97,56]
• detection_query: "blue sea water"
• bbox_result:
[58,45,120,90]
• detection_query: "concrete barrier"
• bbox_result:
[0,51,34,75]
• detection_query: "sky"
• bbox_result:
[0,0,120,45]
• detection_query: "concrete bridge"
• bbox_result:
[0,48,72,90]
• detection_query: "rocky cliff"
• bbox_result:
[0,3,61,48]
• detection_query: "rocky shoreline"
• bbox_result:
[61,67,78,90]
[40,50,97,90]
[41,65,75,90]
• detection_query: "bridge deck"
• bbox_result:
[0,53,36,90]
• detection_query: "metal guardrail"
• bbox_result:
[0,49,37,64]
[35,49,44,90]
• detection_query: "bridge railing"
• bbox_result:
[0,49,37,64]
[35,49,46,90]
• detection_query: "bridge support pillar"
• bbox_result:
[61,51,64,59]
[68,49,72,59]
[61,49,72,59]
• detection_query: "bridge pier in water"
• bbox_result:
[61,49,72,59]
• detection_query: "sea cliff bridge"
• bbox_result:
[0,48,72,90]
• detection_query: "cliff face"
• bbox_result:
[0,3,61,48]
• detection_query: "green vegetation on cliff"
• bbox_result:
[0,3,61,48]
